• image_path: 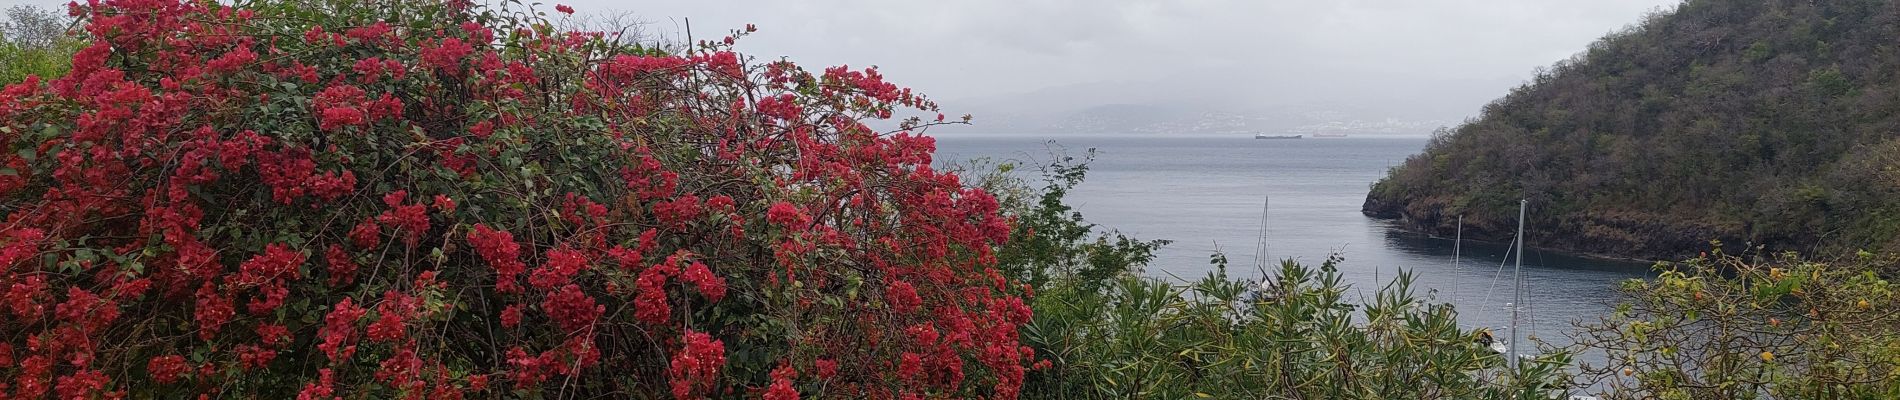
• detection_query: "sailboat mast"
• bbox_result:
[1255,196,1270,268]
[1510,199,1526,369]
[1453,215,1462,298]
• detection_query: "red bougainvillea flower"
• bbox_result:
[323,244,358,287]
[765,201,811,227]
[349,218,381,249]
[376,190,430,247]
[668,330,726,398]
[420,37,474,71]
[314,83,369,131]
[679,260,727,301]
[318,298,368,362]
[542,284,603,332]
[814,358,838,380]
[764,365,800,400]
[500,304,523,328]
[469,224,526,294]
[898,352,923,380]
[888,280,922,313]
[148,355,190,384]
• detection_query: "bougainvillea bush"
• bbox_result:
[0,0,1028,398]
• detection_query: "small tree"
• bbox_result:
[0,5,82,83]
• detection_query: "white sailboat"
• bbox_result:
[1471,200,1530,363]
[1455,215,1510,354]
[1477,201,1599,400]
[1252,196,1276,298]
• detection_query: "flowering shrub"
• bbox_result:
[0,0,1024,398]
[1574,249,1900,399]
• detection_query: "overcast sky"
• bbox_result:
[4,0,1682,121]
[589,0,1681,121]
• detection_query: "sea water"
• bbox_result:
[935,132,1656,356]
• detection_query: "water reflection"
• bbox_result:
[1377,226,1659,274]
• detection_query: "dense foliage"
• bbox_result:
[0,0,1029,398]
[1022,258,1575,399]
[1574,248,1900,399]
[1365,0,1900,260]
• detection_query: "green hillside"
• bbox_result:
[1365,0,1900,260]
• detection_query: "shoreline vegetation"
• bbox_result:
[2,0,1899,399]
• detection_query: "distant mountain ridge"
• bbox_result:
[1364,0,1900,260]
[923,76,1457,135]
